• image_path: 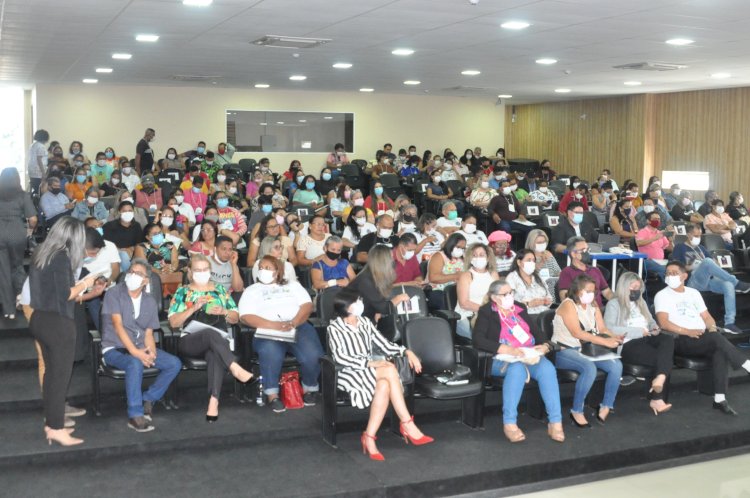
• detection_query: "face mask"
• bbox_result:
[653,190,662,197]
[120,211,134,223]
[502,187,511,196]
[401,222,415,233]
[305,181,315,190]
[643,205,655,213]
[160,217,174,227]
[580,291,595,304]
[72,147,81,154]
[451,247,464,258]
[522,261,536,275]
[206,161,214,166]
[76,175,87,183]
[539,187,549,193]
[517,175,525,180]
[574,193,583,200]
[217,175,226,183]
[322,173,332,181]
[83,256,95,264]
[49,187,62,195]
[500,294,515,310]
[623,207,632,216]
[197,146,205,154]
[402,249,415,260]
[192,270,211,285]
[434,160,442,167]
[480,181,490,189]
[464,223,476,234]
[374,187,384,196]
[355,216,366,226]
[447,211,458,220]
[510,185,518,191]
[350,299,365,317]
[433,177,442,184]
[218,147,226,155]
[665,275,682,289]
[535,242,547,253]
[76,161,85,168]
[325,250,341,260]
[672,189,681,196]
[105,151,114,159]
[382,158,390,165]
[205,215,220,223]
[629,289,642,302]
[257,268,275,285]
[228,187,237,195]
[649,219,660,228]
[572,213,584,224]
[122,167,132,175]
[54,151,63,157]
[95,227,104,236]
[150,233,165,246]
[471,257,487,270]
[217,198,229,209]
[353,198,365,206]
[378,228,392,239]
[343,190,352,200]
[111,177,121,186]
[96,159,105,167]
[689,236,701,246]
[495,175,503,181]
[296,176,305,184]
[87,196,98,205]
[572,182,580,189]
[192,186,201,193]
[125,273,143,291]
[716,206,725,214]
[466,153,472,159]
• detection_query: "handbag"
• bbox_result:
[580,341,615,358]
[391,355,414,385]
[279,371,305,409]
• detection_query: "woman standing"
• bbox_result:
[27,129,49,195]
[29,216,99,445]
[328,288,433,460]
[0,168,37,318]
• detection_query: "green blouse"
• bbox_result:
[168,284,238,316]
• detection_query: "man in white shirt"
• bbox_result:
[436,201,462,237]
[655,260,750,416]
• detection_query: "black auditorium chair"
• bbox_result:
[702,233,727,253]
[380,286,431,343]
[377,173,403,200]
[440,283,465,344]
[309,286,343,349]
[238,158,257,173]
[343,163,368,194]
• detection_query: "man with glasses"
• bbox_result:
[655,261,750,415]
[101,258,181,432]
[558,236,613,306]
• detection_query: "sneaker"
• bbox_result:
[619,375,637,387]
[735,281,750,294]
[143,401,154,422]
[64,404,86,418]
[303,392,318,407]
[64,417,76,428]
[269,397,286,413]
[128,416,155,433]
[723,323,744,334]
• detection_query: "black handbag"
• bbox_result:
[391,354,414,385]
[580,341,615,358]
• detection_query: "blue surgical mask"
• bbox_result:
[95,227,104,236]
[261,204,273,214]
[76,174,86,183]
[105,151,114,159]
[150,233,165,246]
[216,198,229,209]
[572,213,584,224]
[296,176,305,184]
[197,146,205,154]
[83,256,95,264]
[322,173,332,181]
[192,186,201,193]
[374,186,384,196]
[305,181,315,190]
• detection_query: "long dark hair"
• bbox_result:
[568,274,597,305]
[346,205,367,239]
[254,214,276,242]
[612,199,632,222]
[442,233,466,259]
[510,249,545,287]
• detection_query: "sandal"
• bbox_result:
[503,424,526,443]
[547,423,565,443]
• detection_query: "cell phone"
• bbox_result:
[664,231,674,238]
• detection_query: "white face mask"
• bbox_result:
[464,223,476,234]
[665,275,682,289]
[257,268,275,284]
[580,291,595,304]
[192,270,211,285]
[574,193,583,200]
[122,167,132,175]
[480,181,490,189]
[124,273,143,291]
[502,187,511,196]
[434,160,442,167]
[402,249,415,260]
[653,190,662,197]
[572,182,580,189]
[433,177,442,184]
[715,206,725,214]
[495,175,503,181]
[500,294,515,310]
[111,178,121,185]
[354,216,366,226]
[160,217,173,227]
[672,189,681,196]
[400,222,415,232]
[167,153,176,160]
[217,175,226,183]
[690,236,702,246]
[87,196,98,205]
[535,242,547,253]
[643,205,655,213]
[229,187,238,194]
[378,228,392,239]
[522,261,536,275]
[510,184,518,191]
[451,247,464,258]
[120,211,135,223]
[350,299,364,317]
[471,257,487,270]
[466,153,472,159]
[539,187,548,193]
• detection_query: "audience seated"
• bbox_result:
[391,233,424,286]
[103,201,145,273]
[364,181,395,216]
[296,214,331,266]
[209,235,244,293]
[246,214,296,267]
[213,190,247,246]
[671,191,703,224]
[135,222,182,290]
[488,230,516,273]
[635,210,672,279]
[457,214,488,246]
[252,236,297,284]
[609,199,638,241]
[348,245,411,322]
[506,250,554,328]
[311,236,355,290]
[558,236,614,306]
[525,229,560,298]
[436,201,462,237]
[636,198,671,230]
[455,243,499,339]
[427,233,466,310]
[40,176,75,225]
[527,179,558,210]
[107,190,148,227]
[551,201,597,265]
[355,214,398,264]
[558,180,589,214]
[704,199,738,250]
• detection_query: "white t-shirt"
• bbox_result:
[122,173,141,192]
[437,216,462,230]
[27,141,48,178]
[251,260,297,284]
[84,240,120,280]
[176,202,196,225]
[342,223,376,246]
[131,294,142,319]
[654,286,707,330]
[238,281,311,322]
[415,231,445,262]
[457,229,489,247]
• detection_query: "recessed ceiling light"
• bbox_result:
[259,122,267,125]
[359,88,374,92]
[666,38,694,46]
[461,70,481,76]
[332,62,352,69]
[298,119,307,123]
[498,94,512,99]
[711,72,731,79]
[276,121,284,124]
[324,116,333,119]
[554,88,571,93]
[501,21,531,30]
[404,80,421,85]
[535,58,557,65]
[112,53,132,60]
[95,68,113,73]
[82,79,98,84]
[391,48,414,56]
[289,75,307,81]
[254,83,270,88]
[624,81,642,86]
[136,34,159,42]
[183,0,213,6]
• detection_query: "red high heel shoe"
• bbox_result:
[399,416,434,446]
[360,432,385,461]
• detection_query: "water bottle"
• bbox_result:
[256,376,265,406]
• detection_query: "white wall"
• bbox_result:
[35,83,504,174]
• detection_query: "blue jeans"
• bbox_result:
[492,357,562,424]
[645,259,666,279]
[688,259,737,324]
[103,348,182,418]
[554,348,622,413]
[253,322,323,395]
[87,296,102,331]
[118,250,132,273]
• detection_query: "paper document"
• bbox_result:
[397,295,421,315]
[581,352,621,362]
[254,327,297,343]
[494,347,543,363]
[183,320,231,340]
[513,219,537,227]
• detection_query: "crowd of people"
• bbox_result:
[3,127,750,456]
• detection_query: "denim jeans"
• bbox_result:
[554,348,622,413]
[687,259,737,324]
[645,259,666,279]
[492,357,562,424]
[103,348,182,418]
[252,322,324,395]
[87,296,102,331]
[118,250,132,273]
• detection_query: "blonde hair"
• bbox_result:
[525,229,549,251]
[463,243,497,273]
[364,245,396,297]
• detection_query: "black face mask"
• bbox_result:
[629,289,642,302]
[580,251,593,266]
[403,214,415,223]
[49,187,61,195]
[325,250,341,260]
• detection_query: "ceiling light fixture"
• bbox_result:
[324,116,333,119]
[259,122,267,125]
[182,0,213,6]
[535,58,557,65]
[461,70,481,76]
[298,119,307,123]
[112,53,132,60]
[96,68,113,73]
[665,38,694,46]
[554,88,571,93]
[359,88,374,92]
[498,94,512,98]
[711,72,731,79]
[276,121,284,124]
[624,81,642,86]
[403,80,421,85]
[391,48,414,56]
[82,79,98,84]
[332,62,352,69]
[254,83,270,88]
[501,21,530,30]
[135,34,159,42]
[289,75,307,81]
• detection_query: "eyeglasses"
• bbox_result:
[495,291,515,298]
[266,223,279,229]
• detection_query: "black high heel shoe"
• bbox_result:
[206,414,218,423]
[569,412,591,428]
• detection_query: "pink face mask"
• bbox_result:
[580,291,595,305]
[500,294,515,309]
[344,190,352,200]
[353,198,364,206]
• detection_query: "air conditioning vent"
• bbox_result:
[169,74,222,82]
[613,62,688,71]
[251,35,331,49]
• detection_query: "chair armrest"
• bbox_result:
[89,329,101,342]
[458,345,492,382]
[433,309,461,321]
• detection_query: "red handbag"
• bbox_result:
[280,371,304,409]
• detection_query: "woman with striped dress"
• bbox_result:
[327,288,433,461]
